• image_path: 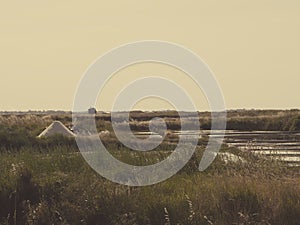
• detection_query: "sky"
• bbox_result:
[0,0,299,111]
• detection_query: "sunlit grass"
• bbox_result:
[0,111,299,224]
[0,143,299,225]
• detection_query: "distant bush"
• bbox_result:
[0,127,35,150]
[289,115,300,131]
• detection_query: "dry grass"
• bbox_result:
[0,111,299,224]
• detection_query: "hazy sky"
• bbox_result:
[0,1,299,111]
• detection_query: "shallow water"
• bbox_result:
[135,130,300,166]
[220,131,300,166]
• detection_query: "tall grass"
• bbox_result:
[0,144,299,225]
[0,111,299,224]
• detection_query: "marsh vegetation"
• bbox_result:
[0,110,299,225]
